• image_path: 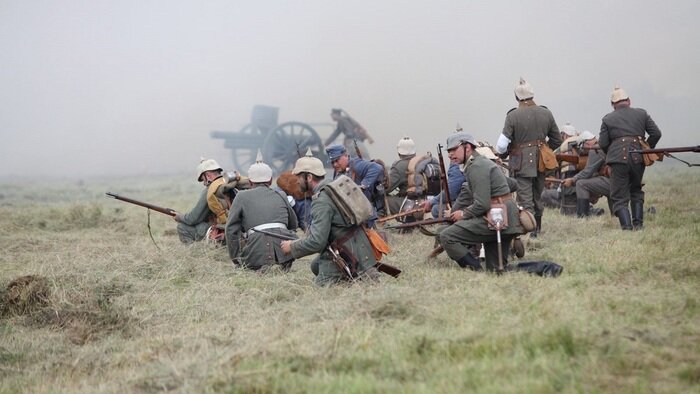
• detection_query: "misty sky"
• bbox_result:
[1,0,698,178]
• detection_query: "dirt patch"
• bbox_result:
[0,275,50,317]
[1,275,134,345]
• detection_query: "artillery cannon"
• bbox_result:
[211,105,330,174]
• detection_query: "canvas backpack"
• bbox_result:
[322,175,373,225]
[406,153,441,198]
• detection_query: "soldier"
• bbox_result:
[225,156,298,270]
[173,158,228,243]
[562,131,612,217]
[386,137,417,215]
[438,133,523,271]
[325,108,373,159]
[280,155,380,285]
[541,123,582,215]
[326,143,385,221]
[599,87,661,230]
[495,77,562,237]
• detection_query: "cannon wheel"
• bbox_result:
[229,123,264,170]
[262,121,324,175]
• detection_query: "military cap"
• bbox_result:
[325,143,347,162]
[248,150,273,183]
[331,108,342,115]
[515,77,534,101]
[446,132,477,150]
[611,86,629,103]
[196,158,222,182]
[397,136,416,155]
[579,130,596,141]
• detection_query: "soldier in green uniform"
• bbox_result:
[599,87,662,230]
[280,155,380,285]
[562,131,612,217]
[225,156,298,270]
[495,78,562,237]
[173,159,223,243]
[386,136,417,215]
[438,133,523,271]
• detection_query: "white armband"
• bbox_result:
[495,134,511,154]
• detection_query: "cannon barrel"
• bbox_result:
[210,130,236,139]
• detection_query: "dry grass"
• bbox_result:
[0,167,698,393]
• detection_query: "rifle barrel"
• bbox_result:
[105,192,176,217]
[377,206,424,223]
[629,145,700,154]
[437,143,452,210]
[385,217,452,230]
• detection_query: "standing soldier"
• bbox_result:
[225,155,298,270]
[326,143,385,221]
[280,154,380,285]
[438,133,523,271]
[599,87,661,230]
[495,78,562,237]
[325,108,373,159]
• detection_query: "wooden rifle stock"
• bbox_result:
[385,216,452,230]
[377,206,424,223]
[353,139,363,159]
[544,177,565,184]
[105,192,176,217]
[556,153,579,164]
[629,145,700,154]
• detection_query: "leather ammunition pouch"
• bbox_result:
[638,138,662,166]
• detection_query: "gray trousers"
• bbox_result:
[176,222,210,244]
[516,174,545,217]
[609,163,645,214]
[576,176,610,200]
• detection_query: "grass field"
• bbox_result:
[1,166,699,393]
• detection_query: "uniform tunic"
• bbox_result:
[573,148,611,204]
[177,189,213,243]
[290,180,378,286]
[599,105,661,214]
[502,101,562,216]
[438,152,523,271]
[386,155,413,214]
[225,186,298,270]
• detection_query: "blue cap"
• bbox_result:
[325,143,347,162]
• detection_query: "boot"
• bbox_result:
[631,201,644,230]
[616,208,633,230]
[456,253,482,271]
[576,199,590,218]
[530,215,542,238]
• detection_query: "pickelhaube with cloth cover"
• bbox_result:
[248,150,273,183]
[196,158,222,181]
[446,131,477,150]
[292,148,327,177]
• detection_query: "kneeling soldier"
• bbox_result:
[280,154,380,285]
[225,155,298,270]
[438,133,523,271]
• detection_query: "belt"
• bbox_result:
[247,222,287,237]
[490,194,512,204]
[515,139,544,149]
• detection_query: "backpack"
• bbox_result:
[322,175,374,225]
[406,153,442,198]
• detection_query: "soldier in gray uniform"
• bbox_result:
[599,87,661,230]
[280,155,380,285]
[562,131,612,217]
[438,133,523,271]
[225,158,298,270]
[386,136,416,215]
[496,78,562,237]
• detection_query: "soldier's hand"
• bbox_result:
[280,240,293,254]
[449,209,464,222]
[422,200,433,213]
[173,213,182,222]
[563,178,575,187]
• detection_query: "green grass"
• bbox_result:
[0,167,698,393]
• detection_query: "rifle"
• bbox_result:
[629,145,700,154]
[556,153,579,164]
[295,141,303,158]
[377,206,424,223]
[353,139,363,159]
[385,216,452,230]
[436,143,452,212]
[105,192,176,217]
[544,177,565,184]
[629,145,700,167]
[251,228,402,279]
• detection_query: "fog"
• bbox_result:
[1,0,698,179]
